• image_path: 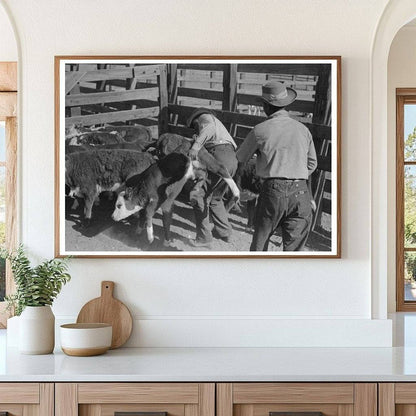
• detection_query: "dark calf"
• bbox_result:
[111,153,195,245]
[157,133,240,199]
[235,158,262,231]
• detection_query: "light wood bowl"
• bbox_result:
[60,323,112,357]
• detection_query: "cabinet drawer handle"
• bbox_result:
[115,412,167,416]
[270,413,324,416]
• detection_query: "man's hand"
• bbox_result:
[189,148,199,160]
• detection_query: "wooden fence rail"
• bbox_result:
[167,104,331,141]
[64,64,163,132]
[65,87,159,107]
[66,107,159,127]
[238,63,326,76]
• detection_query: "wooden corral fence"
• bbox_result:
[64,62,333,245]
[166,63,333,244]
[65,63,167,139]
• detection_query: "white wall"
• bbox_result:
[0,0,394,346]
[387,25,416,312]
[0,3,17,61]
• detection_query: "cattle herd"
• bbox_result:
[64,123,251,251]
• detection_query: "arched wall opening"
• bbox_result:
[371,0,416,319]
[0,2,18,61]
[387,19,416,313]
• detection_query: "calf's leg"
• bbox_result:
[144,198,158,244]
[82,192,97,227]
[161,207,174,246]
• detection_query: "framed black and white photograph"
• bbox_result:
[55,56,341,258]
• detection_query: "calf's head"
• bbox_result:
[111,189,143,221]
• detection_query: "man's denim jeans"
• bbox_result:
[250,178,312,251]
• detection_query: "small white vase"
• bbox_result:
[19,306,55,354]
[6,315,20,347]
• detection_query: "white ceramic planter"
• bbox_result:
[6,315,20,347]
[19,306,55,354]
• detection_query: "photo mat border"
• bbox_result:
[54,56,341,258]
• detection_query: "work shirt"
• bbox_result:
[236,110,318,179]
[191,113,237,152]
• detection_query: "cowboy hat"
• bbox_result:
[186,107,215,128]
[260,81,297,107]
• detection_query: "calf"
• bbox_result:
[66,141,155,155]
[65,149,154,226]
[236,158,262,231]
[66,125,155,152]
[100,125,153,144]
[156,133,240,200]
[66,131,123,147]
[111,153,194,246]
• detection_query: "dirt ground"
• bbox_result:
[64,196,329,253]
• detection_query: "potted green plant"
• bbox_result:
[1,245,71,354]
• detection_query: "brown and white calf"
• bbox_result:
[65,149,155,226]
[111,152,195,245]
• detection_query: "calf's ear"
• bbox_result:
[125,187,134,198]
[119,191,126,198]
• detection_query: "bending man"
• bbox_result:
[187,108,238,247]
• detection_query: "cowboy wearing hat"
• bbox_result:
[186,108,238,247]
[236,81,318,251]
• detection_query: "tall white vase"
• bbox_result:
[19,306,55,354]
[6,315,20,347]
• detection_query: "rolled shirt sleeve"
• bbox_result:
[307,134,318,176]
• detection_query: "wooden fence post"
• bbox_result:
[168,64,178,127]
[222,64,237,112]
[313,64,331,125]
[69,64,81,117]
[310,64,332,242]
[168,64,178,104]
[126,63,138,126]
[222,64,238,133]
[158,64,169,135]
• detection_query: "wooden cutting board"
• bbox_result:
[76,281,133,349]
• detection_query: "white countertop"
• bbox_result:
[2,329,416,382]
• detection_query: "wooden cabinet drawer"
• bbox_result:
[217,383,377,416]
[0,383,53,416]
[56,383,215,416]
[379,383,416,416]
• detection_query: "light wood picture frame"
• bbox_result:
[55,56,341,258]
